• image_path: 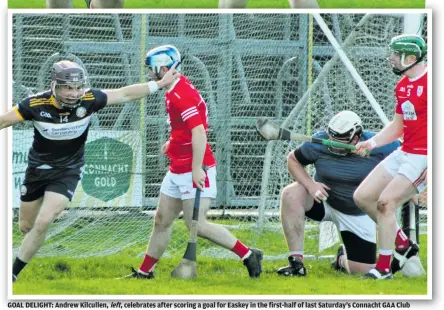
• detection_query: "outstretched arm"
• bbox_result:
[103,62,180,106]
[355,114,404,155]
[0,107,24,130]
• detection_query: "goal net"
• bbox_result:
[11,13,428,260]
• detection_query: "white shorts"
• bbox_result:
[381,149,427,193]
[160,166,217,200]
[322,201,376,244]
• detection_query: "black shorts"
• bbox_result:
[20,167,82,202]
[305,200,377,264]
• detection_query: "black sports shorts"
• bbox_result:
[20,167,82,202]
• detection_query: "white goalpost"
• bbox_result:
[312,13,390,125]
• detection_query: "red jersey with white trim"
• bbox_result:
[164,76,216,173]
[395,69,427,155]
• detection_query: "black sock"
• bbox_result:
[12,257,27,277]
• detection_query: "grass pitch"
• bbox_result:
[12,255,428,295]
[12,227,428,296]
[8,0,425,8]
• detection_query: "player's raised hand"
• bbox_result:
[192,166,206,191]
[159,61,181,87]
[353,140,375,157]
[307,182,330,203]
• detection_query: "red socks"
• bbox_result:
[139,254,158,273]
[395,228,410,251]
[232,240,250,260]
[376,250,392,273]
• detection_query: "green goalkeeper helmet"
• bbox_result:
[389,34,427,75]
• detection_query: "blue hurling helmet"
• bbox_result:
[145,45,181,74]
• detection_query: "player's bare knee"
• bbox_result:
[19,221,33,234]
[377,196,398,215]
[281,185,292,199]
[376,199,389,214]
[281,186,303,210]
[153,211,170,231]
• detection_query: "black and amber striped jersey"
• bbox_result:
[14,89,108,169]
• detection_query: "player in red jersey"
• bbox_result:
[353,34,427,280]
[122,45,263,279]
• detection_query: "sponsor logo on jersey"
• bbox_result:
[401,100,417,121]
[417,86,423,97]
[20,185,27,196]
[400,87,406,92]
[76,106,87,118]
[34,116,91,140]
[40,111,52,119]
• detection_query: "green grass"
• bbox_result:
[12,217,333,261]
[8,0,425,8]
[12,233,428,295]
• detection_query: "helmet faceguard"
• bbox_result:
[327,111,363,156]
[388,34,427,75]
[145,45,181,80]
[51,61,87,109]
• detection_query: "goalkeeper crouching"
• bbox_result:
[277,111,400,276]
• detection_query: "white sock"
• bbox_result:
[289,251,304,257]
[379,249,393,256]
[338,255,345,267]
[138,267,154,275]
[241,250,252,261]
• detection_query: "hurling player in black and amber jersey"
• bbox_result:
[1,60,180,282]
